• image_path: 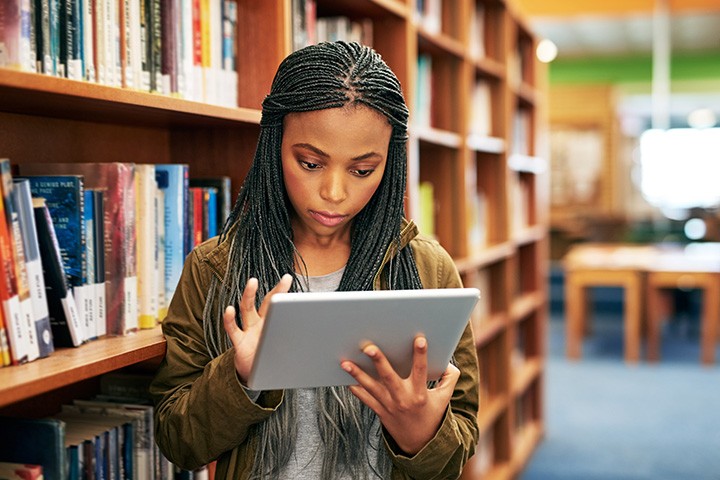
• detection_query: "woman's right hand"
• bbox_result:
[223,274,294,384]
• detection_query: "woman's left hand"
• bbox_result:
[341,336,460,456]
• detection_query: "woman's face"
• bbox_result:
[281,105,392,242]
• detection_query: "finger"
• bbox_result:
[222,305,243,346]
[362,344,404,396]
[411,335,429,388]
[239,278,259,328]
[347,383,385,416]
[258,274,293,318]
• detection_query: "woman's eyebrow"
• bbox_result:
[293,143,382,161]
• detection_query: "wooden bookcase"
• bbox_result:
[0,0,547,478]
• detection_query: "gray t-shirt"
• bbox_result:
[278,268,383,479]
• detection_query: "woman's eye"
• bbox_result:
[300,160,321,170]
[352,169,374,177]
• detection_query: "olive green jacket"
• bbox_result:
[150,220,480,479]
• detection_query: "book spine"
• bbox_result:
[33,198,83,347]
[83,188,97,339]
[136,164,158,329]
[0,161,28,364]
[122,164,138,333]
[92,189,106,336]
[154,164,187,311]
[12,179,54,357]
[83,0,95,81]
[1,166,40,362]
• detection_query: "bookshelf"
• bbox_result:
[0,0,547,477]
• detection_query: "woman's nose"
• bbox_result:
[319,170,347,203]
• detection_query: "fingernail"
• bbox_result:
[341,363,352,372]
[417,337,426,349]
[364,346,377,357]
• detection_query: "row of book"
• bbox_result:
[0,159,231,367]
[290,0,374,52]
[0,372,213,479]
[0,0,238,106]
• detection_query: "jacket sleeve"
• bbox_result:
[149,247,283,470]
[386,238,480,479]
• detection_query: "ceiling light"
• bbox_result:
[536,39,558,63]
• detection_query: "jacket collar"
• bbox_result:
[204,218,419,284]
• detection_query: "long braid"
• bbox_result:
[203,41,422,479]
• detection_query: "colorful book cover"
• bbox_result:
[32,197,83,347]
[18,163,137,336]
[21,175,90,341]
[0,161,27,364]
[154,164,188,314]
[12,178,54,358]
[0,161,40,363]
[0,417,66,480]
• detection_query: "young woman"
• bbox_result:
[151,41,479,479]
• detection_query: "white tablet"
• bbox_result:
[246,287,480,390]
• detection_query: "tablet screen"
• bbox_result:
[247,287,480,390]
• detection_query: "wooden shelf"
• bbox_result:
[511,358,542,397]
[467,134,506,154]
[510,291,545,323]
[477,394,508,434]
[510,423,544,476]
[474,313,507,347]
[454,242,515,273]
[412,125,464,148]
[0,328,166,409]
[0,69,261,128]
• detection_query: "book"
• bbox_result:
[56,405,136,480]
[0,161,28,364]
[189,186,203,248]
[135,164,158,329]
[0,0,36,71]
[83,188,96,340]
[22,175,91,341]
[12,179,54,357]
[18,163,137,336]
[92,189,107,337]
[1,163,39,363]
[0,462,44,480]
[32,197,83,347]
[189,176,231,234]
[0,417,66,480]
[154,164,188,316]
[0,162,38,367]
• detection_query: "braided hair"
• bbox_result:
[203,41,423,479]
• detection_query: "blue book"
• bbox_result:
[0,417,67,480]
[206,187,218,238]
[154,164,188,316]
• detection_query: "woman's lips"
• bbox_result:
[310,210,347,227]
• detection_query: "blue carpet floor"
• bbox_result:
[521,298,720,480]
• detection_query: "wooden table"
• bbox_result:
[564,244,657,363]
[646,243,720,365]
[564,243,720,364]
